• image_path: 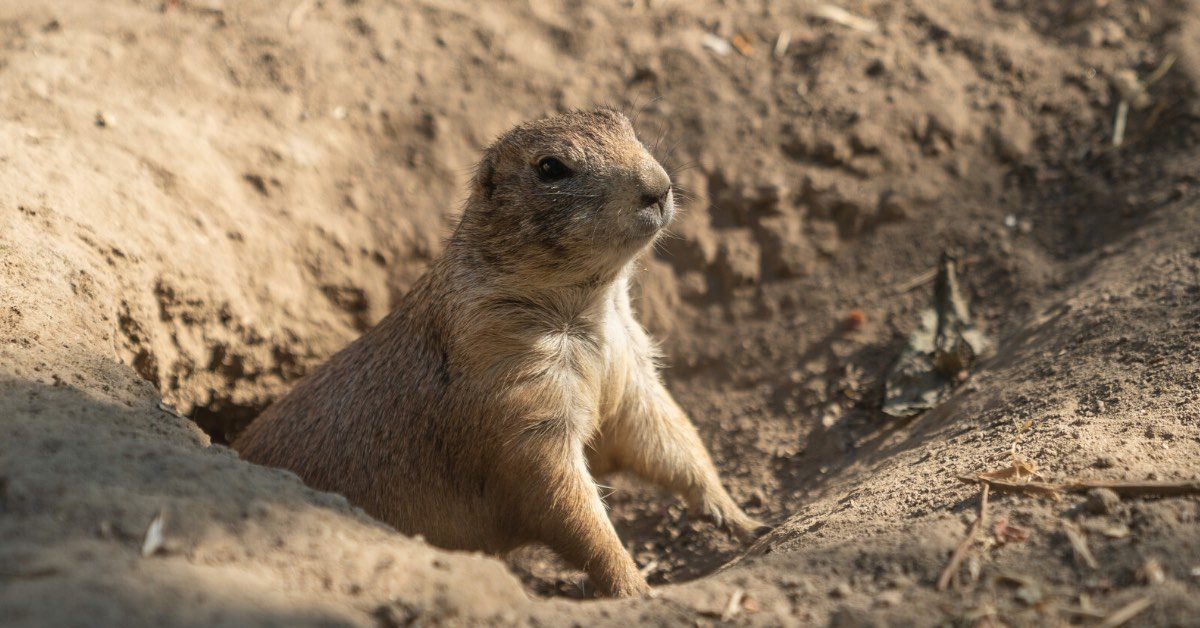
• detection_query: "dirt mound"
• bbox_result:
[2,0,1198,625]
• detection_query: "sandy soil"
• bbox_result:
[2,0,1199,625]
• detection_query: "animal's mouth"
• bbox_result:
[631,202,673,237]
[635,188,675,232]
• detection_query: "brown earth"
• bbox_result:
[2,0,1199,625]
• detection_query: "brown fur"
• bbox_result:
[234,108,766,597]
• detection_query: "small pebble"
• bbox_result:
[875,590,902,607]
[1085,488,1120,515]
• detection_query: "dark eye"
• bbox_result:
[536,157,572,181]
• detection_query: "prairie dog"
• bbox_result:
[234,108,766,597]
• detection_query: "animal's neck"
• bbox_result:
[493,273,625,329]
[440,254,633,341]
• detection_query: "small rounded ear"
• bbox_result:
[475,154,497,200]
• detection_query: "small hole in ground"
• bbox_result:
[189,401,267,445]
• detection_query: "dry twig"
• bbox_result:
[773,32,791,58]
[1098,596,1153,628]
[814,4,878,33]
[937,483,989,591]
[957,476,1063,499]
[721,588,746,622]
[1062,522,1098,569]
[958,476,1200,499]
[890,257,980,295]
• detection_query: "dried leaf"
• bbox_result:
[980,459,1040,481]
[730,34,754,56]
[884,253,990,418]
[992,517,1031,545]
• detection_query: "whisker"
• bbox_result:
[667,160,702,176]
[631,94,664,129]
[658,137,686,166]
[532,190,602,199]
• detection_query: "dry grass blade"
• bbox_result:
[937,483,989,591]
[1059,606,1107,619]
[157,400,184,419]
[1062,522,1098,569]
[890,257,981,295]
[891,268,937,294]
[1098,596,1153,628]
[773,31,791,58]
[1113,100,1130,147]
[721,588,746,622]
[141,509,166,557]
[1141,53,1177,88]
[814,4,878,33]
[957,476,1062,500]
[1061,480,1200,496]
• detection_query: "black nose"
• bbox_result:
[641,187,670,211]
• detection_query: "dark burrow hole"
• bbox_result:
[189,400,266,446]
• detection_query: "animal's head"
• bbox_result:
[457,108,674,285]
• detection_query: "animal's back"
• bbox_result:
[234,278,493,548]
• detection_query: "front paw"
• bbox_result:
[725,514,773,544]
[690,496,771,544]
[604,574,653,598]
[738,520,775,544]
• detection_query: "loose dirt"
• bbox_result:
[2,0,1198,625]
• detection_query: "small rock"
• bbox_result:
[1085,20,1125,47]
[1085,488,1120,515]
[714,229,761,287]
[829,582,852,598]
[758,214,815,277]
[993,106,1034,162]
[1139,558,1166,585]
[875,590,902,607]
[1015,583,1042,605]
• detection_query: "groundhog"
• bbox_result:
[234,108,767,597]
